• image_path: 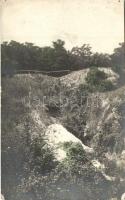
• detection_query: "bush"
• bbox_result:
[62,142,87,162]
[28,137,57,174]
[86,68,107,84]
[98,80,114,92]
[85,68,114,92]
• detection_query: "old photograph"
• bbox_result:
[1,0,125,199]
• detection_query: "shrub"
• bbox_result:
[85,67,114,92]
[86,68,107,85]
[98,80,114,92]
[62,142,87,161]
[28,137,57,174]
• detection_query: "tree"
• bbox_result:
[91,53,112,68]
[111,43,125,73]
[1,41,18,75]
[51,39,70,70]
[71,44,92,68]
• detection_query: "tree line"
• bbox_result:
[1,39,124,75]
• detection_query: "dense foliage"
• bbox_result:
[111,43,125,73]
[85,68,114,92]
[2,40,124,75]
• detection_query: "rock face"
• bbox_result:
[121,193,125,200]
[45,124,118,182]
[45,124,94,161]
[1,194,5,200]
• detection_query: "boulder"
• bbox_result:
[121,193,125,200]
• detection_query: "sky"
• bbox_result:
[0,0,124,53]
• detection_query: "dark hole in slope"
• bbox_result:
[46,105,61,117]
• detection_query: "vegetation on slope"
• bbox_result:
[85,67,114,92]
[1,39,125,200]
[2,70,125,199]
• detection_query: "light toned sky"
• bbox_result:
[0,0,124,53]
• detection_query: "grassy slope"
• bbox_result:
[1,72,125,200]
